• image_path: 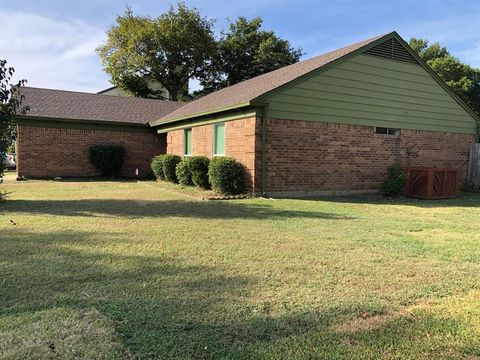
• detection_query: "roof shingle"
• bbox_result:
[153,33,387,125]
[20,87,184,126]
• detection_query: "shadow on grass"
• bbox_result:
[0,228,345,358]
[0,199,354,220]
[295,192,480,209]
[16,177,146,183]
[2,228,477,358]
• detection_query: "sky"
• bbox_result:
[2,0,480,93]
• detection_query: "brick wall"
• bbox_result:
[23,116,472,193]
[17,124,165,178]
[166,117,261,191]
[265,118,475,194]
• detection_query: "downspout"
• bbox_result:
[260,105,269,196]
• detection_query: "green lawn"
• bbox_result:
[1,173,480,359]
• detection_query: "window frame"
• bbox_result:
[183,128,192,156]
[213,122,226,156]
[375,127,401,137]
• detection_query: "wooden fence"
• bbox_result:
[406,167,458,199]
[467,143,480,189]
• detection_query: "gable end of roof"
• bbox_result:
[145,31,480,127]
[151,32,394,127]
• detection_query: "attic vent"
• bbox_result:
[364,37,417,64]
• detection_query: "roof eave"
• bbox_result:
[149,101,252,127]
[17,114,151,127]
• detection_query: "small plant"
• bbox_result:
[380,164,406,197]
[7,143,15,154]
[208,157,244,195]
[151,155,166,180]
[188,156,210,189]
[176,159,192,186]
[89,144,126,177]
[162,154,182,183]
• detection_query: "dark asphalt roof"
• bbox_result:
[20,87,184,125]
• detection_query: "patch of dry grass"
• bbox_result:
[0,308,132,359]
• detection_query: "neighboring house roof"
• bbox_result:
[20,87,184,126]
[97,86,117,94]
[151,33,388,126]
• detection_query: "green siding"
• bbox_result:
[213,123,225,155]
[265,54,477,134]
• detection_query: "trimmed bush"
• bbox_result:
[151,155,166,180]
[188,156,210,189]
[208,157,244,195]
[163,154,182,183]
[380,164,406,197]
[176,159,192,186]
[88,144,126,177]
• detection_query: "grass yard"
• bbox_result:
[1,173,480,359]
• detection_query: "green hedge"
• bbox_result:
[176,159,192,186]
[380,164,406,197]
[163,154,182,183]
[88,144,126,177]
[208,157,244,194]
[188,156,210,189]
[151,155,166,180]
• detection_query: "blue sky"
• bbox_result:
[2,0,480,92]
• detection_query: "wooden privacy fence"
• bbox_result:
[467,143,480,189]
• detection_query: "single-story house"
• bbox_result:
[17,88,183,178]
[18,32,478,196]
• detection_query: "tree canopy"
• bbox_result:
[97,4,217,101]
[98,4,303,100]
[0,60,27,178]
[409,38,480,119]
[197,17,303,95]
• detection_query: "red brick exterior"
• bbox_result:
[16,124,165,178]
[166,117,474,195]
[166,117,261,191]
[17,116,475,195]
[264,118,475,194]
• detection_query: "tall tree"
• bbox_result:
[409,38,480,118]
[198,17,303,95]
[0,60,27,180]
[97,3,217,101]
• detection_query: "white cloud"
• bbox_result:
[0,11,111,92]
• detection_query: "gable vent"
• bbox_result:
[364,37,418,64]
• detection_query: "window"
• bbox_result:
[184,128,192,156]
[213,123,225,156]
[375,127,400,136]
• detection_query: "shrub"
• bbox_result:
[208,157,244,195]
[188,156,210,189]
[151,155,166,180]
[380,164,406,197]
[176,159,192,186]
[162,154,182,183]
[88,144,126,177]
[7,143,15,153]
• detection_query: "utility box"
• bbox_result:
[406,167,459,199]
